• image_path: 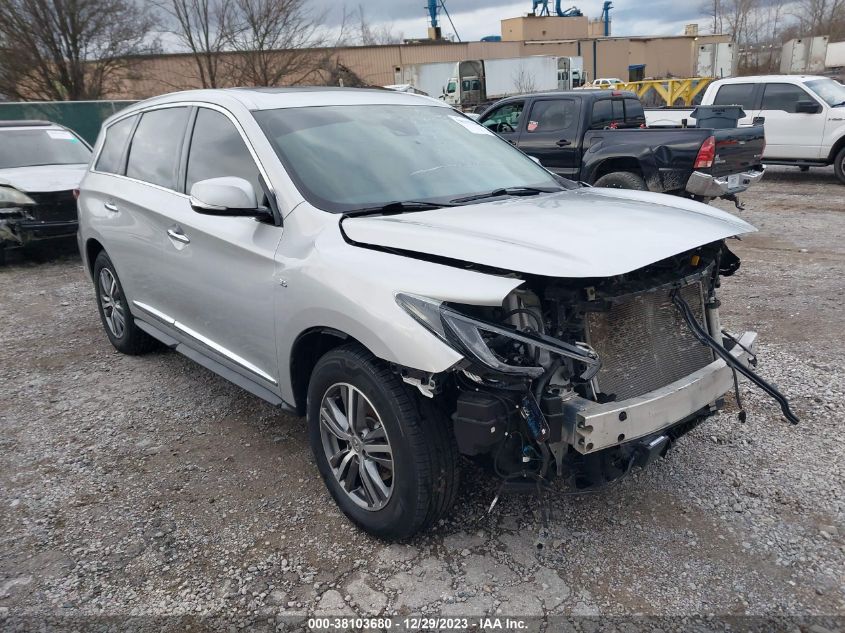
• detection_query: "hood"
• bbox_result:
[341,187,756,278]
[0,164,87,194]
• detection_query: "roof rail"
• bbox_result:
[0,119,54,127]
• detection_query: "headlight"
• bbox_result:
[396,293,600,380]
[0,186,36,208]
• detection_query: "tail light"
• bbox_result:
[694,136,715,169]
[72,188,80,200]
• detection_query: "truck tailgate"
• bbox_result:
[710,126,765,178]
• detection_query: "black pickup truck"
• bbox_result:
[477,90,766,203]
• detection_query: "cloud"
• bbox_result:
[322,0,707,39]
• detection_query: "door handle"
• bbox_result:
[166,227,190,244]
[556,139,572,147]
[104,201,119,212]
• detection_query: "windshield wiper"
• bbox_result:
[344,200,456,217]
[450,186,560,204]
[832,100,845,107]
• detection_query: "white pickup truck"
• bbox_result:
[645,75,845,184]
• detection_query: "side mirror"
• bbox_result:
[796,100,821,114]
[189,177,269,218]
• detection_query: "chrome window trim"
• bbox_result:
[133,300,278,385]
[91,101,277,201]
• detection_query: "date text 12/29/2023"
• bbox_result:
[306,616,530,630]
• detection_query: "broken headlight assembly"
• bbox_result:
[395,293,601,381]
[0,186,35,209]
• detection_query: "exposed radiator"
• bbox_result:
[585,281,714,401]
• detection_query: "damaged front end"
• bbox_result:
[0,186,79,252]
[396,240,798,492]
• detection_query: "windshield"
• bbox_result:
[0,128,91,169]
[253,104,561,213]
[805,78,845,106]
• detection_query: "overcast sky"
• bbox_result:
[324,1,711,41]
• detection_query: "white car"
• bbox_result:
[0,120,92,263]
[77,88,796,538]
[592,78,624,89]
[645,75,845,183]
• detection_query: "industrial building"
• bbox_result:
[108,6,733,99]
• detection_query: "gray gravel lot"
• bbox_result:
[0,166,843,628]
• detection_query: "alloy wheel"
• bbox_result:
[98,267,126,338]
[318,383,394,511]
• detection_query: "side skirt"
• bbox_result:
[134,317,298,414]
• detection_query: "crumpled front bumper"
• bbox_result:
[686,168,765,198]
[562,330,758,454]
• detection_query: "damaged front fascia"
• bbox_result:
[0,208,30,245]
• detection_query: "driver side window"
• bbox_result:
[186,108,263,198]
[482,102,524,134]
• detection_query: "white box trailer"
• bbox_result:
[825,41,845,68]
[483,56,560,100]
[396,62,456,100]
[696,42,736,78]
[780,36,829,74]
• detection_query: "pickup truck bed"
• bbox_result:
[478,90,765,201]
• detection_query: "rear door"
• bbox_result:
[154,105,283,388]
[516,97,582,177]
[757,82,827,160]
[88,106,190,314]
[710,81,759,127]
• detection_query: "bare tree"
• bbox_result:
[226,0,341,87]
[0,0,158,100]
[513,67,537,93]
[791,0,845,37]
[157,0,234,88]
[355,4,403,45]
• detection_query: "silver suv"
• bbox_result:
[78,88,796,538]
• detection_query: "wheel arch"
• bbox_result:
[289,326,359,417]
[85,237,106,276]
[586,156,646,184]
[827,134,845,165]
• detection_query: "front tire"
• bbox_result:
[92,251,158,355]
[594,171,648,190]
[834,147,845,185]
[307,344,459,539]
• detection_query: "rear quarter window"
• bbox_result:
[95,115,136,174]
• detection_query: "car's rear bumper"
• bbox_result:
[563,330,758,454]
[686,167,765,198]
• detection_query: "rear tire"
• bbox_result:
[92,251,158,355]
[306,343,459,539]
[594,171,648,190]
[834,147,845,185]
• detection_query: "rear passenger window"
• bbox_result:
[713,83,755,109]
[590,99,623,129]
[186,108,263,196]
[761,83,813,112]
[623,98,645,127]
[95,115,136,174]
[126,107,189,190]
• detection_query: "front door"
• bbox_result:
[479,101,525,146]
[757,82,827,160]
[516,98,582,178]
[157,107,283,388]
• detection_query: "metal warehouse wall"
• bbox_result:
[0,100,135,144]
[97,34,731,100]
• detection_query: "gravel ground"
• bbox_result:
[0,166,843,630]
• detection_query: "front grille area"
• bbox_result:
[585,281,714,401]
[27,190,78,223]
